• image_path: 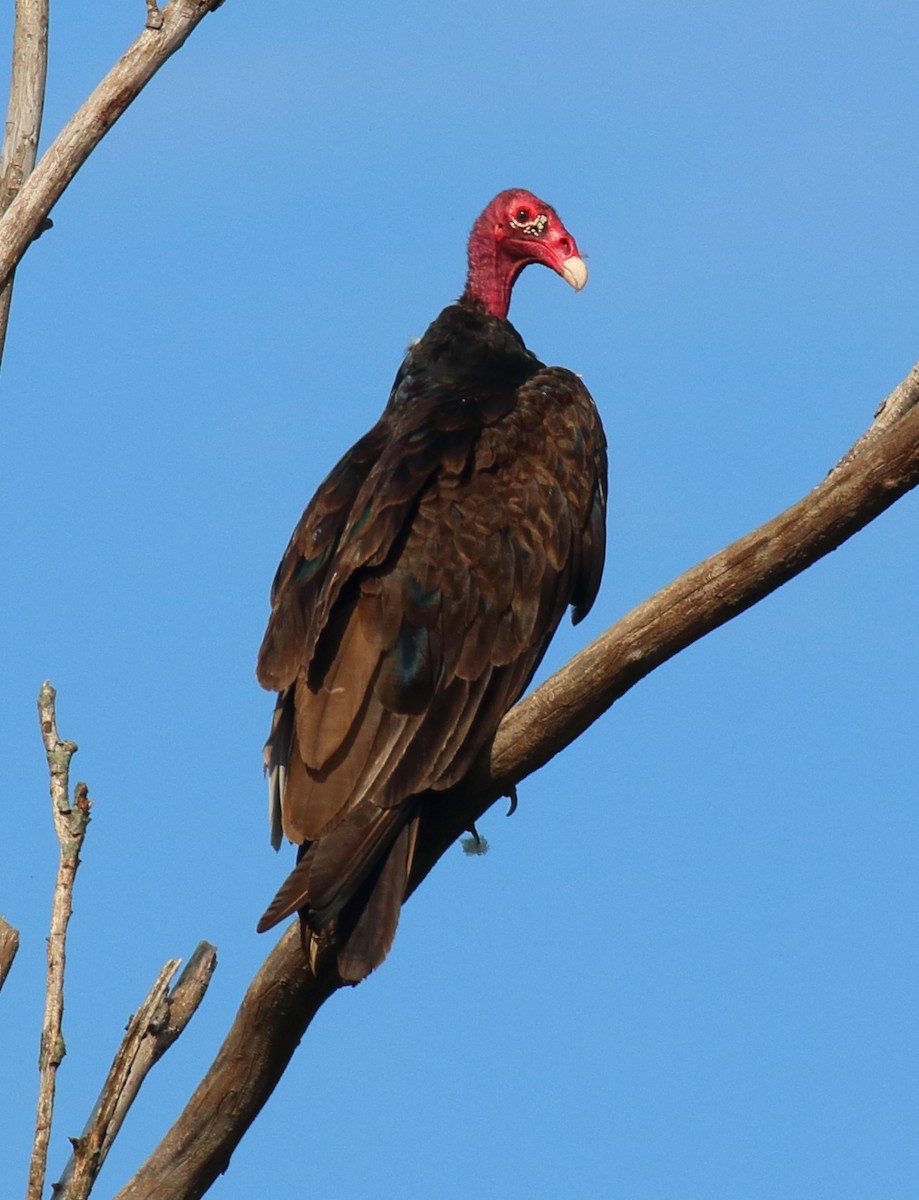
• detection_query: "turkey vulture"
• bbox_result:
[256,189,607,982]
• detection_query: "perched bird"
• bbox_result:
[256,189,607,982]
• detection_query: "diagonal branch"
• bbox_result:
[113,364,919,1200]
[27,683,92,1200]
[0,0,49,366]
[114,930,338,1200]
[53,943,217,1200]
[0,0,222,295]
[475,364,919,797]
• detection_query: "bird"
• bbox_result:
[256,189,607,983]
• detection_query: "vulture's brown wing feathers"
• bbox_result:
[257,293,606,982]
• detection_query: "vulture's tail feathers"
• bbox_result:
[256,804,419,983]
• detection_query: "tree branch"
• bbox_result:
[473,362,919,798]
[113,364,919,1199]
[54,943,218,1200]
[114,932,338,1200]
[27,683,91,1200]
[0,0,222,294]
[838,359,919,468]
[0,0,49,366]
[0,914,20,991]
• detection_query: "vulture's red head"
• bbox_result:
[463,188,588,320]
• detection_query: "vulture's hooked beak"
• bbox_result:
[560,255,588,292]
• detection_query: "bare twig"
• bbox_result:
[114,366,919,1200]
[54,943,218,1200]
[27,683,91,1200]
[0,915,20,991]
[837,359,919,468]
[0,0,49,365]
[0,0,221,293]
[145,1,165,31]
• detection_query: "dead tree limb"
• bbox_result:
[0,0,222,295]
[112,362,919,1200]
[114,932,337,1200]
[27,683,91,1200]
[476,362,919,793]
[53,944,218,1200]
[0,0,49,365]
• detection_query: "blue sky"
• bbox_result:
[2,3,918,1197]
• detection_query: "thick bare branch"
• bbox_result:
[114,366,919,1200]
[476,362,919,796]
[0,0,49,363]
[0,915,20,991]
[115,932,338,1200]
[0,0,222,292]
[55,943,218,1200]
[27,683,91,1200]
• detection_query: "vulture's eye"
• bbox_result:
[515,208,530,223]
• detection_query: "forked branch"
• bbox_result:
[54,944,218,1200]
[0,0,222,296]
[0,0,49,364]
[113,364,919,1200]
[25,687,217,1200]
